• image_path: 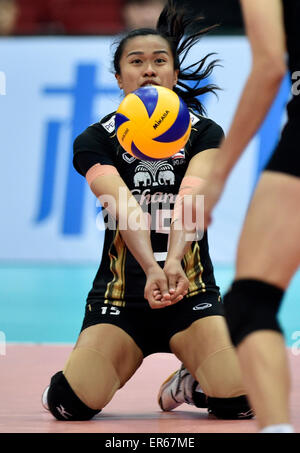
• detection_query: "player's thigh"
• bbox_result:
[169,315,233,371]
[236,171,300,287]
[169,315,245,397]
[74,323,144,386]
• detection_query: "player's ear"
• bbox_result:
[115,73,123,90]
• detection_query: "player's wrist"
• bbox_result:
[143,262,162,277]
[164,256,182,267]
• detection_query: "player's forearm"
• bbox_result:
[213,59,286,180]
[91,176,159,275]
[118,216,159,275]
[166,223,193,263]
[109,200,159,274]
[166,173,206,262]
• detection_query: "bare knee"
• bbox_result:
[170,316,246,398]
[194,345,245,398]
[47,325,143,419]
[63,347,121,410]
[46,346,125,421]
[75,324,143,387]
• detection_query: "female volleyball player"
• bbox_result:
[184,0,300,433]
[42,1,252,421]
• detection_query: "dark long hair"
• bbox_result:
[113,0,220,115]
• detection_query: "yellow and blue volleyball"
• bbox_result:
[115,85,191,161]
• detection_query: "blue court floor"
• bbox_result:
[0,263,299,347]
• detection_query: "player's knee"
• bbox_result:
[47,371,101,421]
[224,279,284,346]
[62,347,121,410]
[207,395,254,419]
[194,344,246,399]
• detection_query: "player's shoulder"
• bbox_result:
[189,109,222,132]
[74,112,116,143]
[98,111,117,136]
[187,110,224,153]
[86,112,116,136]
[73,112,117,153]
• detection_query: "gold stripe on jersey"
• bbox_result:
[104,299,126,307]
[105,227,126,302]
[183,242,206,297]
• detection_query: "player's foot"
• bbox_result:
[41,386,50,411]
[158,365,203,411]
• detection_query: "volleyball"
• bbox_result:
[115,85,191,161]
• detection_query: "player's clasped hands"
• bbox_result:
[144,260,189,309]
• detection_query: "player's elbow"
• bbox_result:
[253,53,287,89]
[256,53,287,84]
[269,57,287,82]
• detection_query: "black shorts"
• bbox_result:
[80,291,224,357]
[265,118,300,177]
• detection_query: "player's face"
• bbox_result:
[115,35,179,95]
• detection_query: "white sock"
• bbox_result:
[259,424,295,433]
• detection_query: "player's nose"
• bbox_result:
[143,62,157,77]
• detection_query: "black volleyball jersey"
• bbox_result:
[73,110,224,306]
[283,0,300,117]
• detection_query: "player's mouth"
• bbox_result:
[141,81,159,87]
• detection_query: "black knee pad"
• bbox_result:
[223,279,284,346]
[47,371,101,421]
[207,395,254,420]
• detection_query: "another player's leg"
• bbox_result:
[161,314,253,419]
[43,324,143,420]
[224,171,300,432]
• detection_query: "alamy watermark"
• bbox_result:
[95,188,204,241]
[0,71,6,96]
[0,331,6,356]
[291,71,300,96]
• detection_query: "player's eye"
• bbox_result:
[130,58,143,64]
